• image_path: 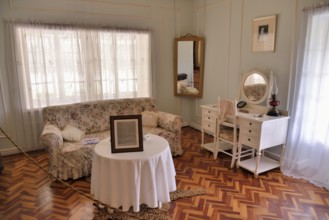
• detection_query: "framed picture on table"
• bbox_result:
[109,115,143,153]
[252,14,277,52]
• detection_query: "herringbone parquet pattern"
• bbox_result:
[0,126,328,220]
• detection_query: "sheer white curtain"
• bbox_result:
[282,5,329,189]
[4,21,151,151]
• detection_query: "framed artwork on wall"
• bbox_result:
[252,15,277,52]
[109,115,143,153]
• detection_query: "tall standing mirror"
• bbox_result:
[174,35,204,98]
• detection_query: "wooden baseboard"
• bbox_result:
[0,147,21,156]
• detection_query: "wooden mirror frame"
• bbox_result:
[240,69,269,105]
[174,34,204,98]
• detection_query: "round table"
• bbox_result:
[90,134,176,212]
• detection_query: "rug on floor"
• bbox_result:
[93,188,206,220]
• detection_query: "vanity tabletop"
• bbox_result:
[201,103,289,122]
[237,111,290,122]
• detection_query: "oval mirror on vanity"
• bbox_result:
[174,34,204,98]
[240,69,269,105]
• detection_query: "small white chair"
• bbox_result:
[216,97,254,168]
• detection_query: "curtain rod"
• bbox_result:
[3,18,151,33]
[303,2,329,11]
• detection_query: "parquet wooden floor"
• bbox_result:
[1,126,329,220]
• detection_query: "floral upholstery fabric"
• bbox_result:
[40,97,183,180]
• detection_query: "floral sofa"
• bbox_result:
[40,97,183,180]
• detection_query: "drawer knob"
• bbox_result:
[208,117,210,119]
[248,138,251,141]
[249,122,252,125]
[208,111,211,113]
[208,125,210,127]
[249,130,251,133]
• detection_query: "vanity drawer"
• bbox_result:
[240,126,260,137]
[240,119,261,130]
[239,134,260,147]
[203,114,216,122]
[239,119,261,147]
[202,121,216,132]
[203,109,217,119]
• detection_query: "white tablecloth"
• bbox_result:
[90,134,176,212]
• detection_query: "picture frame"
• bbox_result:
[109,115,143,153]
[252,15,277,52]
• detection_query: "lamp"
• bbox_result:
[267,75,280,116]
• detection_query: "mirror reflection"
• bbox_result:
[241,70,269,105]
[174,35,204,98]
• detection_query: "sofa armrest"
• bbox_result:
[156,111,182,133]
[40,123,63,153]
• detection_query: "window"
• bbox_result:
[294,10,329,145]
[282,5,329,189]
[15,25,151,108]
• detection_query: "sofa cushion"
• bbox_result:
[61,124,85,142]
[68,103,106,133]
[66,98,158,134]
[61,131,109,153]
[142,111,158,128]
[42,106,70,129]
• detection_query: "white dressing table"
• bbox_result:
[201,69,290,177]
[201,104,289,177]
[237,111,289,177]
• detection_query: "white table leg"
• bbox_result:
[236,143,242,168]
[254,150,261,178]
[280,144,286,166]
